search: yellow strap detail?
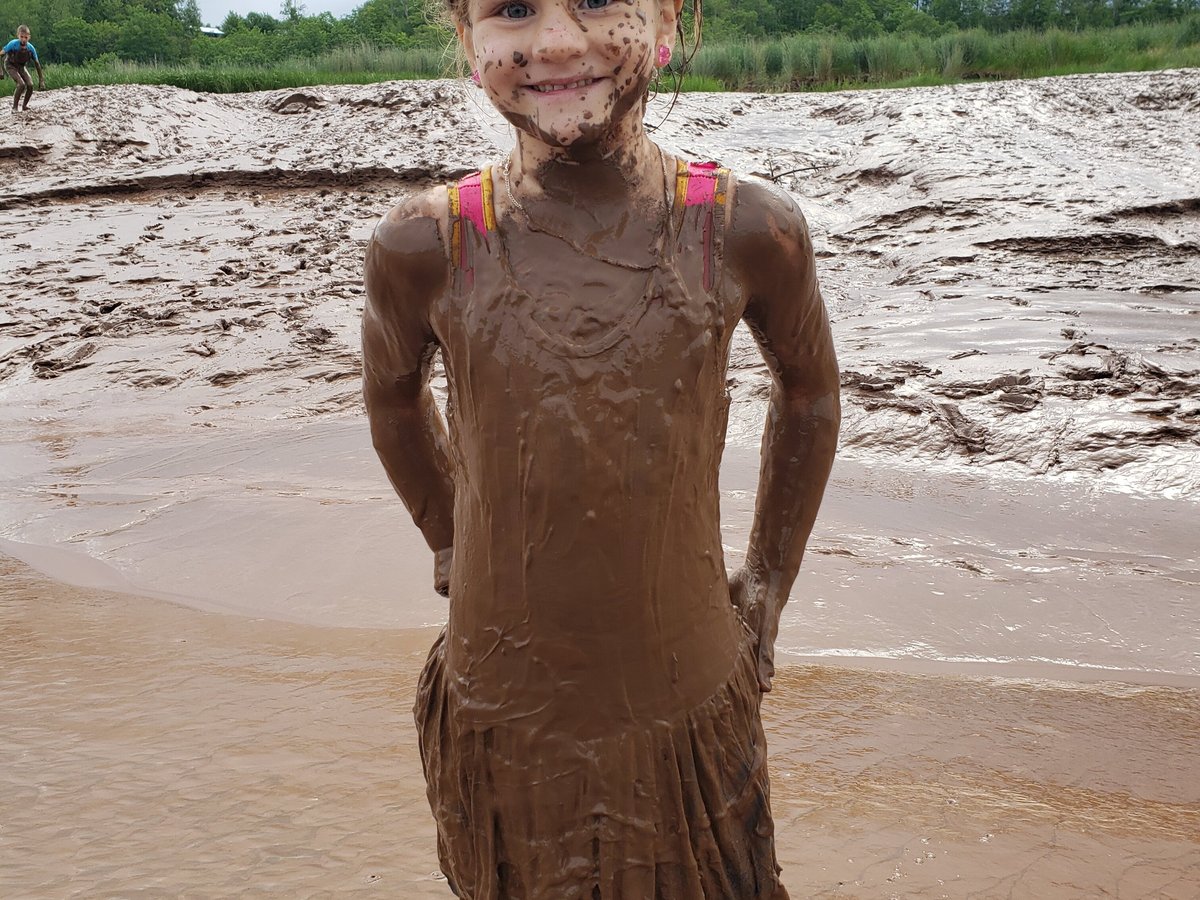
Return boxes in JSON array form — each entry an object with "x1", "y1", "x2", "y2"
[
  {"x1": 674, "y1": 158, "x2": 689, "y2": 216},
  {"x1": 714, "y1": 167, "x2": 730, "y2": 207},
  {"x1": 481, "y1": 167, "x2": 497, "y2": 233},
  {"x1": 448, "y1": 184, "x2": 462, "y2": 266}
]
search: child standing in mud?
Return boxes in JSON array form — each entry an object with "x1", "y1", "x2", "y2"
[
  {"x1": 362, "y1": 0, "x2": 839, "y2": 895},
  {"x1": 3, "y1": 26, "x2": 45, "y2": 112}
]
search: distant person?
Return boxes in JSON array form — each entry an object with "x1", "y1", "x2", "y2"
[{"x1": 3, "y1": 25, "x2": 45, "y2": 112}]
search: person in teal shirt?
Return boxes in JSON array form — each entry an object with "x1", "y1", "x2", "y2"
[{"x1": 3, "y1": 25, "x2": 45, "y2": 112}]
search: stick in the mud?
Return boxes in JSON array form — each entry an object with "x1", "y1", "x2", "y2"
[{"x1": 3, "y1": 25, "x2": 46, "y2": 112}]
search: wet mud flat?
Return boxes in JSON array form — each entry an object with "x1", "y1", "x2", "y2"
[
  {"x1": 4, "y1": 557, "x2": 1198, "y2": 899},
  {"x1": 2, "y1": 71, "x2": 1197, "y2": 502},
  {"x1": 3, "y1": 74, "x2": 1198, "y2": 505},
  {"x1": 1, "y1": 70, "x2": 1197, "y2": 677},
  {"x1": 1, "y1": 71, "x2": 1199, "y2": 896}
]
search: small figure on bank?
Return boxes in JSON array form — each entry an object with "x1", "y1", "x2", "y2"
[
  {"x1": 3, "y1": 25, "x2": 45, "y2": 112},
  {"x1": 362, "y1": 0, "x2": 840, "y2": 896}
]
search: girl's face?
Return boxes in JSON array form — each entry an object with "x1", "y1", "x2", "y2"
[{"x1": 459, "y1": 0, "x2": 677, "y2": 150}]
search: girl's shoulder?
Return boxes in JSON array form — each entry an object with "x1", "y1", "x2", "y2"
[
  {"x1": 373, "y1": 183, "x2": 450, "y2": 248},
  {"x1": 727, "y1": 175, "x2": 810, "y2": 237},
  {"x1": 366, "y1": 184, "x2": 453, "y2": 308},
  {"x1": 726, "y1": 175, "x2": 815, "y2": 263},
  {"x1": 722, "y1": 175, "x2": 821, "y2": 306},
  {"x1": 373, "y1": 168, "x2": 499, "y2": 259}
]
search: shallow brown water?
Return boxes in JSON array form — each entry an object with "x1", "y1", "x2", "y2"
[{"x1": 3, "y1": 558, "x2": 1198, "y2": 897}]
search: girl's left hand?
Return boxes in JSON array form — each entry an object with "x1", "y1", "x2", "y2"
[
  {"x1": 727, "y1": 566, "x2": 784, "y2": 693},
  {"x1": 434, "y1": 546, "x2": 453, "y2": 598}
]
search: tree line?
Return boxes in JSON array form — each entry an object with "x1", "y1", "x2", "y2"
[{"x1": 1, "y1": 0, "x2": 1197, "y2": 67}]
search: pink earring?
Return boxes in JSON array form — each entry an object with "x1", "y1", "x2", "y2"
[
  {"x1": 471, "y1": 70, "x2": 481, "y2": 85},
  {"x1": 657, "y1": 45, "x2": 672, "y2": 67}
]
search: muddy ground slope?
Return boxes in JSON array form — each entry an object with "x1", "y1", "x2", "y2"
[{"x1": 3, "y1": 70, "x2": 1197, "y2": 498}]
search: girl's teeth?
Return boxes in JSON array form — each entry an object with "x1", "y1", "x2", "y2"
[{"x1": 534, "y1": 80, "x2": 592, "y2": 92}]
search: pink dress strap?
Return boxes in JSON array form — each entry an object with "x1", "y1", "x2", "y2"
[
  {"x1": 447, "y1": 167, "x2": 497, "y2": 284},
  {"x1": 673, "y1": 159, "x2": 731, "y2": 291},
  {"x1": 683, "y1": 160, "x2": 721, "y2": 207}
]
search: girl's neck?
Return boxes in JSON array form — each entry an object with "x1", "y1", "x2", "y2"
[{"x1": 510, "y1": 119, "x2": 665, "y2": 212}]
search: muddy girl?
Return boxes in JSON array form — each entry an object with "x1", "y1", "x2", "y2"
[
  {"x1": 3, "y1": 26, "x2": 45, "y2": 112},
  {"x1": 362, "y1": 0, "x2": 840, "y2": 895}
]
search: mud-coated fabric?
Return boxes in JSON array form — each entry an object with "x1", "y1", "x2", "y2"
[
  {"x1": 416, "y1": 624, "x2": 787, "y2": 899},
  {"x1": 2, "y1": 39, "x2": 38, "y2": 67},
  {"x1": 416, "y1": 160, "x2": 790, "y2": 898}
]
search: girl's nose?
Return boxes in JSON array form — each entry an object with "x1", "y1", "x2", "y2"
[{"x1": 533, "y1": 8, "x2": 588, "y2": 63}]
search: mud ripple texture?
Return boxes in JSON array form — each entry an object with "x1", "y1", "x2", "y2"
[{"x1": 1, "y1": 71, "x2": 1198, "y2": 499}]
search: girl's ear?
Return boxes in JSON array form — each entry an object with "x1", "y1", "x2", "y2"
[
  {"x1": 657, "y1": 0, "x2": 685, "y2": 52},
  {"x1": 457, "y1": 20, "x2": 476, "y2": 64}
]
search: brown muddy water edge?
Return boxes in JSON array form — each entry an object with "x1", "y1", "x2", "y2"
[{"x1": 3, "y1": 556, "x2": 1198, "y2": 899}]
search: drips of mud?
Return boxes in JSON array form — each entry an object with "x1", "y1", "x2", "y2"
[{"x1": 4, "y1": 557, "x2": 1199, "y2": 898}]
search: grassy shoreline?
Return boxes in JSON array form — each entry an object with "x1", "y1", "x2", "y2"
[{"x1": 3, "y1": 19, "x2": 1198, "y2": 96}]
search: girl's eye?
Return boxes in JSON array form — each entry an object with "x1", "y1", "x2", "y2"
[
  {"x1": 582, "y1": 0, "x2": 611, "y2": 7},
  {"x1": 499, "y1": 1, "x2": 533, "y2": 17}
]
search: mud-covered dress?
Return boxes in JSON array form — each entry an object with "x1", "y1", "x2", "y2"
[{"x1": 415, "y1": 161, "x2": 786, "y2": 899}]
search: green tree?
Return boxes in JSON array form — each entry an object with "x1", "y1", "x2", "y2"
[
  {"x1": 1011, "y1": 0, "x2": 1055, "y2": 27},
  {"x1": 115, "y1": 5, "x2": 188, "y2": 60},
  {"x1": 813, "y1": 0, "x2": 884, "y2": 36},
  {"x1": 280, "y1": 13, "x2": 339, "y2": 55},
  {"x1": 244, "y1": 11, "x2": 279, "y2": 31},
  {"x1": 347, "y1": 0, "x2": 427, "y2": 40},
  {"x1": 80, "y1": 0, "x2": 130, "y2": 23},
  {"x1": 190, "y1": 25, "x2": 283, "y2": 63},
  {"x1": 177, "y1": 0, "x2": 201, "y2": 32},
  {"x1": 48, "y1": 14, "x2": 97, "y2": 62}
]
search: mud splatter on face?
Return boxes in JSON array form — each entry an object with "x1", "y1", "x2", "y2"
[{"x1": 465, "y1": 0, "x2": 661, "y2": 149}]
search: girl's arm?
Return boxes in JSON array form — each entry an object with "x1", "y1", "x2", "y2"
[
  {"x1": 727, "y1": 180, "x2": 842, "y2": 691},
  {"x1": 362, "y1": 191, "x2": 457, "y2": 596}
]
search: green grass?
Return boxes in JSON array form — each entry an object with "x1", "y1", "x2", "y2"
[
  {"x1": 2, "y1": 18, "x2": 1198, "y2": 96},
  {"x1": 688, "y1": 18, "x2": 1200, "y2": 90},
  {"x1": 4, "y1": 64, "x2": 429, "y2": 94},
  {"x1": 0, "y1": 44, "x2": 447, "y2": 95}
]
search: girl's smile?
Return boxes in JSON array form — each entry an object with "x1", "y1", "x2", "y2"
[{"x1": 526, "y1": 77, "x2": 604, "y2": 94}]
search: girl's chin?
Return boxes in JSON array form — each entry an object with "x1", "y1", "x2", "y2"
[{"x1": 502, "y1": 113, "x2": 614, "y2": 149}]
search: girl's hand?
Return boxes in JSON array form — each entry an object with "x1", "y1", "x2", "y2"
[
  {"x1": 434, "y1": 546, "x2": 453, "y2": 598},
  {"x1": 728, "y1": 566, "x2": 784, "y2": 693}
]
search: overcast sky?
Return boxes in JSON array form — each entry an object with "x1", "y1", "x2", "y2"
[{"x1": 197, "y1": 0, "x2": 361, "y2": 28}]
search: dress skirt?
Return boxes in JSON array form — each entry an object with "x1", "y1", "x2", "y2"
[{"x1": 414, "y1": 625, "x2": 787, "y2": 899}]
